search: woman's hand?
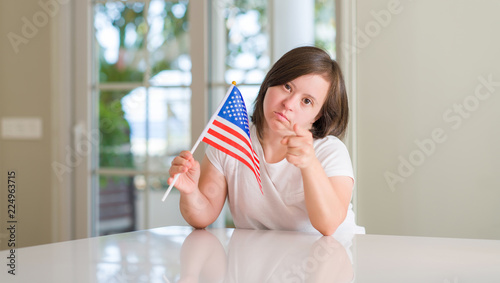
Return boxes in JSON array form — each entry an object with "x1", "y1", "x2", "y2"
[
  {"x1": 280, "y1": 124, "x2": 316, "y2": 169},
  {"x1": 168, "y1": 151, "x2": 201, "y2": 194}
]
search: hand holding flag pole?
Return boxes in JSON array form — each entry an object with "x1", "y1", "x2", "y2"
[
  {"x1": 161, "y1": 143, "x2": 200, "y2": 202},
  {"x1": 162, "y1": 82, "x2": 261, "y2": 202},
  {"x1": 161, "y1": 83, "x2": 236, "y2": 202}
]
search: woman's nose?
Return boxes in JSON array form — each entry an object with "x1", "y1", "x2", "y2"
[{"x1": 282, "y1": 95, "x2": 297, "y2": 111}]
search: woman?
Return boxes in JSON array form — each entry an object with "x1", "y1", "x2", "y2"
[{"x1": 168, "y1": 46, "x2": 363, "y2": 236}]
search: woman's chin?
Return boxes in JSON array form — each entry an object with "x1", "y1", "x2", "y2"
[{"x1": 264, "y1": 121, "x2": 293, "y2": 136}]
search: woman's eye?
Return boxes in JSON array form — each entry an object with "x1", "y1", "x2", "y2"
[
  {"x1": 284, "y1": 83, "x2": 292, "y2": 92},
  {"x1": 303, "y1": 98, "x2": 312, "y2": 105}
]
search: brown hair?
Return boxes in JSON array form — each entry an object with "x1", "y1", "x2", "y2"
[{"x1": 251, "y1": 46, "x2": 349, "y2": 140}]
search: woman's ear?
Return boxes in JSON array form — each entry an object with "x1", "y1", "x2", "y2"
[
  {"x1": 313, "y1": 111, "x2": 323, "y2": 124},
  {"x1": 309, "y1": 114, "x2": 321, "y2": 131}
]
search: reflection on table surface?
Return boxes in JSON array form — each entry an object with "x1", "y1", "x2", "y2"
[
  {"x1": 1, "y1": 226, "x2": 500, "y2": 282},
  {"x1": 178, "y1": 229, "x2": 353, "y2": 283}
]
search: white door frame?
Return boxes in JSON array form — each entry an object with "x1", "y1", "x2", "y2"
[{"x1": 336, "y1": 0, "x2": 358, "y2": 213}]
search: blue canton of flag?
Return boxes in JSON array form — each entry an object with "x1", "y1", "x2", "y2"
[
  {"x1": 202, "y1": 85, "x2": 262, "y2": 193},
  {"x1": 218, "y1": 88, "x2": 251, "y2": 137}
]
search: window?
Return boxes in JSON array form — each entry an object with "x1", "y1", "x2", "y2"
[
  {"x1": 90, "y1": 0, "x2": 336, "y2": 235},
  {"x1": 92, "y1": 0, "x2": 191, "y2": 235}
]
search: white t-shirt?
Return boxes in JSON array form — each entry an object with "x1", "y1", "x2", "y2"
[{"x1": 206, "y1": 124, "x2": 365, "y2": 236}]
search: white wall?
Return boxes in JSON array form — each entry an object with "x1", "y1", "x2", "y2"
[
  {"x1": 354, "y1": 0, "x2": 500, "y2": 239},
  {"x1": 0, "y1": 1, "x2": 55, "y2": 249}
]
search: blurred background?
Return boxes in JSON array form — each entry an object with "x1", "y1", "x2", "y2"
[{"x1": 0, "y1": 0, "x2": 499, "y2": 249}]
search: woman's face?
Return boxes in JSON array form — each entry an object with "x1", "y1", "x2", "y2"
[{"x1": 262, "y1": 73, "x2": 330, "y2": 137}]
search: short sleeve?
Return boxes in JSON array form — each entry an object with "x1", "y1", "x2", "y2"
[
  {"x1": 314, "y1": 136, "x2": 354, "y2": 180},
  {"x1": 205, "y1": 145, "x2": 225, "y2": 174}
]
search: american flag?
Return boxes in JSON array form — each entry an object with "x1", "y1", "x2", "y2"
[{"x1": 202, "y1": 85, "x2": 262, "y2": 193}]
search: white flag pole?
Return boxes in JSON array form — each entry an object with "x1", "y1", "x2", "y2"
[{"x1": 162, "y1": 83, "x2": 237, "y2": 202}]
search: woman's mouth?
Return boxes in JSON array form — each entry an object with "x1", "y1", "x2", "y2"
[{"x1": 274, "y1": 112, "x2": 289, "y2": 123}]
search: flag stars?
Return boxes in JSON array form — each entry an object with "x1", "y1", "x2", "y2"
[{"x1": 219, "y1": 89, "x2": 252, "y2": 137}]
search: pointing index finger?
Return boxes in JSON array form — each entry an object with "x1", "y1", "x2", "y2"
[{"x1": 293, "y1": 124, "x2": 309, "y2": 137}]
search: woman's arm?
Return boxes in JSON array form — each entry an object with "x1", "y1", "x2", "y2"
[
  {"x1": 169, "y1": 152, "x2": 227, "y2": 228},
  {"x1": 301, "y1": 163, "x2": 353, "y2": 236},
  {"x1": 281, "y1": 125, "x2": 353, "y2": 236},
  {"x1": 179, "y1": 229, "x2": 227, "y2": 283}
]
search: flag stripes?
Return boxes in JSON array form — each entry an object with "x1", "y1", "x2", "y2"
[
  {"x1": 211, "y1": 119, "x2": 260, "y2": 171},
  {"x1": 202, "y1": 116, "x2": 262, "y2": 191}
]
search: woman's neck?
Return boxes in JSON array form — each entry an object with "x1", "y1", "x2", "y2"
[{"x1": 260, "y1": 127, "x2": 288, "y2": 164}]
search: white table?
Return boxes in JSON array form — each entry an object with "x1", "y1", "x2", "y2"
[{"x1": 1, "y1": 226, "x2": 499, "y2": 282}]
